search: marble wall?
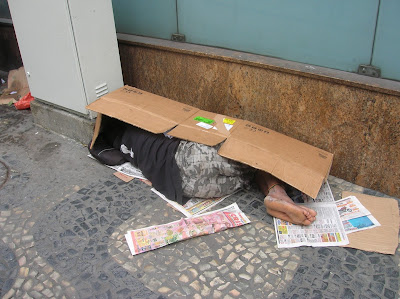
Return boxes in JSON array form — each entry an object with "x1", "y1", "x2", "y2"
[{"x1": 118, "y1": 42, "x2": 400, "y2": 198}]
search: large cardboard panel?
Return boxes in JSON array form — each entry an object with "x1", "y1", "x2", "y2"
[
  {"x1": 168, "y1": 111, "x2": 242, "y2": 146},
  {"x1": 86, "y1": 86, "x2": 199, "y2": 134},
  {"x1": 342, "y1": 192, "x2": 399, "y2": 255},
  {"x1": 218, "y1": 121, "x2": 333, "y2": 198},
  {"x1": 87, "y1": 86, "x2": 334, "y2": 198}
]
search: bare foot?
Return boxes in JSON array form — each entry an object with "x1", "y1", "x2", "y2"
[{"x1": 264, "y1": 187, "x2": 317, "y2": 225}]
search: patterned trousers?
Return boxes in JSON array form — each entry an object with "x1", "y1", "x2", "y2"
[{"x1": 175, "y1": 141, "x2": 255, "y2": 198}]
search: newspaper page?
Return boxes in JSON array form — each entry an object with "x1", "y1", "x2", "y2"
[
  {"x1": 125, "y1": 203, "x2": 250, "y2": 255},
  {"x1": 274, "y1": 181, "x2": 349, "y2": 248},
  {"x1": 336, "y1": 196, "x2": 381, "y2": 234},
  {"x1": 88, "y1": 154, "x2": 146, "y2": 179},
  {"x1": 151, "y1": 188, "x2": 237, "y2": 217},
  {"x1": 183, "y1": 196, "x2": 230, "y2": 216},
  {"x1": 112, "y1": 162, "x2": 146, "y2": 179},
  {"x1": 274, "y1": 202, "x2": 349, "y2": 248},
  {"x1": 286, "y1": 180, "x2": 335, "y2": 204},
  {"x1": 341, "y1": 215, "x2": 381, "y2": 234},
  {"x1": 336, "y1": 196, "x2": 372, "y2": 220},
  {"x1": 302, "y1": 181, "x2": 335, "y2": 203}
]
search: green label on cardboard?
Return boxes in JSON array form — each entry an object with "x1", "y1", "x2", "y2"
[{"x1": 194, "y1": 116, "x2": 215, "y2": 124}]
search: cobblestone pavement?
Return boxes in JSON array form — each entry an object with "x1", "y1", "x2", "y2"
[{"x1": 0, "y1": 104, "x2": 399, "y2": 298}]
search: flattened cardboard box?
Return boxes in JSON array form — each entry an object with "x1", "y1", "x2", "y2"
[
  {"x1": 342, "y1": 191, "x2": 399, "y2": 255},
  {"x1": 86, "y1": 85, "x2": 333, "y2": 199}
]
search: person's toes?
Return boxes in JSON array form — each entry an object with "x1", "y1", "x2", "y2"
[
  {"x1": 265, "y1": 195, "x2": 317, "y2": 225},
  {"x1": 302, "y1": 209, "x2": 311, "y2": 219},
  {"x1": 302, "y1": 219, "x2": 312, "y2": 226},
  {"x1": 308, "y1": 208, "x2": 317, "y2": 217},
  {"x1": 300, "y1": 206, "x2": 317, "y2": 218},
  {"x1": 302, "y1": 209, "x2": 316, "y2": 223}
]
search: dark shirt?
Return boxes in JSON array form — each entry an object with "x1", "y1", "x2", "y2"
[{"x1": 117, "y1": 125, "x2": 184, "y2": 205}]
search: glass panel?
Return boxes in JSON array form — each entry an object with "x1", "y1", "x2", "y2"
[
  {"x1": 178, "y1": 0, "x2": 379, "y2": 72},
  {"x1": 112, "y1": 0, "x2": 177, "y2": 40},
  {"x1": 371, "y1": 0, "x2": 400, "y2": 81}
]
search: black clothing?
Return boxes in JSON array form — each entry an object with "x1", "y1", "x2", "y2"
[
  {"x1": 119, "y1": 125, "x2": 183, "y2": 204},
  {"x1": 88, "y1": 134, "x2": 127, "y2": 166},
  {"x1": 90, "y1": 122, "x2": 184, "y2": 205}
]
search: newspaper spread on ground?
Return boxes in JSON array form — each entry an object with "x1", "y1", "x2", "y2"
[
  {"x1": 152, "y1": 188, "x2": 238, "y2": 217},
  {"x1": 336, "y1": 195, "x2": 372, "y2": 220},
  {"x1": 125, "y1": 203, "x2": 250, "y2": 255},
  {"x1": 88, "y1": 154, "x2": 146, "y2": 179},
  {"x1": 111, "y1": 162, "x2": 146, "y2": 179},
  {"x1": 301, "y1": 181, "x2": 335, "y2": 203},
  {"x1": 336, "y1": 196, "x2": 381, "y2": 234},
  {"x1": 274, "y1": 180, "x2": 349, "y2": 248},
  {"x1": 274, "y1": 202, "x2": 349, "y2": 248},
  {"x1": 182, "y1": 195, "x2": 238, "y2": 216}
]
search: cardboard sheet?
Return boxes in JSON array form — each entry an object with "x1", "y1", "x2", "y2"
[
  {"x1": 0, "y1": 98, "x2": 16, "y2": 105},
  {"x1": 342, "y1": 191, "x2": 400, "y2": 255},
  {"x1": 218, "y1": 121, "x2": 333, "y2": 199},
  {"x1": 86, "y1": 86, "x2": 199, "y2": 134},
  {"x1": 86, "y1": 85, "x2": 334, "y2": 198},
  {"x1": 168, "y1": 111, "x2": 242, "y2": 146},
  {"x1": 0, "y1": 67, "x2": 30, "y2": 101}
]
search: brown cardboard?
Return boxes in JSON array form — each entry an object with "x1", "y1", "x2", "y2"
[
  {"x1": 0, "y1": 67, "x2": 30, "y2": 101},
  {"x1": 86, "y1": 86, "x2": 199, "y2": 134},
  {"x1": 113, "y1": 171, "x2": 134, "y2": 183},
  {"x1": 90, "y1": 113, "x2": 103, "y2": 149},
  {"x1": 218, "y1": 121, "x2": 333, "y2": 199},
  {"x1": 0, "y1": 98, "x2": 16, "y2": 105},
  {"x1": 342, "y1": 191, "x2": 399, "y2": 255},
  {"x1": 86, "y1": 85, "x2": 334, "y2": 198},
  {"x1": 168, "y1": 111, "x2": 242, "y2": 146}
]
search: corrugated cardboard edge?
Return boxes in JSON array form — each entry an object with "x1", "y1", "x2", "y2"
[{"x1": 342, "y1": 191, "x2": 400, "y2": 255}]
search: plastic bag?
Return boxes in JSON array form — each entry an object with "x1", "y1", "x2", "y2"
[{"x1": 14, "y1": 92, "x2": 34, "y2": 110}]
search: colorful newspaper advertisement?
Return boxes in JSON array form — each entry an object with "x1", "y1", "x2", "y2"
[
  {"x1": 341, "y1": 215, "x2": 381, "y2": 234},
  {"x1": 125, "y1": 203, "x2": 250, "y2": 255},
  {"x1": 183, "y1": 197, "x2": 228, "y2": 216},
  {"x1": 336, "y1": 196, "x2": 372, "y2": 220},
  {"x1": 336, "y1": 196, "x2": 381, "y2": 234},
  {"x1": 151, "y1": 188, "x2": 237, "y2": 217},
  {"x1": 274, "y1": 202, "x2": 349, "y2": 248}
]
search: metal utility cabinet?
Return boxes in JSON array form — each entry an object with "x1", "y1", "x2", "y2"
[{"x1": 7, "y1": 0, "x2": 123, "y2": 115}]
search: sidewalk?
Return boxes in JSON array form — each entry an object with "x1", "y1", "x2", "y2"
[{"x1": 0, "y1": 104, "x2": 399, "y2": 298}]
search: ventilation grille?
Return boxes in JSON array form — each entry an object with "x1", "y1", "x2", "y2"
[{"x1": 95, "y1": 83, "x2": 109, "y2": 98}]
